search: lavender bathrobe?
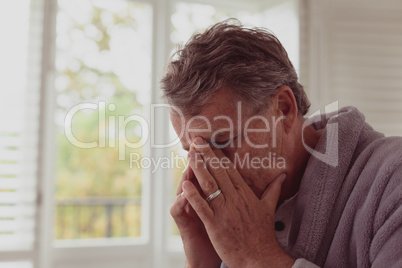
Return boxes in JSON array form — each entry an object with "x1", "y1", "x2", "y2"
[{"x1": 222, "y1": 106, "x2": 402, "y2": 267}]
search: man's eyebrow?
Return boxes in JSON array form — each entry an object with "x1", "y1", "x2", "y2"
[
  {"x1": 213, "y1": 132, "x2": 231, "y2": 140},
  {"x1": 180, "y1": 131, "x2": 235, "y2": 151}
]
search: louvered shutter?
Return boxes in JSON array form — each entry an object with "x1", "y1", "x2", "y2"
[
  {"x1": 0, "y1": 0, "x2": 44, "y2": 265},
  {"x1": 302, "y1": 0, "x2": 402, "y2": 136}
]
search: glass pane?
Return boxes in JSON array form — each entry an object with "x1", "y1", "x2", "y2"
[
  {"x1": 54, "y1": 0, "x2": 152, "y2": 240},
  {"x1": 171, "y1": 2, "x2": 258, "y2": 47}
]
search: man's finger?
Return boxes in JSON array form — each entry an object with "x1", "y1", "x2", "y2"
[
  {"x1": 212, "y1": 147, "x2": 254, "y2": 195},
  {"x1": 177, "y1": 164, "x2": 194, "y2": 195},
  {"x1": 188, "y1": 146, "x2": 222, "y2": 199},
  {"x1": 260, "y1": 174, "x2": 286, "y2": 211},
  {"x1": 170, "y1": 192, "x2": 189, "y2": 221},
  {"x1": 182, "y1": 180, "x2": 214, "y2": 224},
  {"x1": 193, "y1": 138, "x2": 235, "y2": 195}
]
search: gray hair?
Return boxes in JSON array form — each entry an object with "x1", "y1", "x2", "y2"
[{"x1": 161, "y1": 19, "x2": 310, "y2": 116}]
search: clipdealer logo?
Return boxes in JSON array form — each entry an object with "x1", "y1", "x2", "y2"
[
  {"x1": 64, "y1": 101, "x2": 339, "y2": 169},
  {"x1": 302, "y1": 101, "x2": 339, "y2": 167}
]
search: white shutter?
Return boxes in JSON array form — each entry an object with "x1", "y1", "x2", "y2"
[
  {"x1": 298, "y1": 0, "x2": 308, "y2": 89},
  {"x1": 302, "y1": 0, "x2": 402, "y2": 136},
  {"x1": 0, "y1": 0, "x2": 44, "y2": 265}
]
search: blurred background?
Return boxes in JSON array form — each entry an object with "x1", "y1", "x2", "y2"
[{"x1": 0, "y1": 0, "x2": 401, "y2": 267}]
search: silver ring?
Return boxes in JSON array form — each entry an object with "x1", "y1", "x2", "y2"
[{"x1": 206, "y1": 189, "x2": 222, "y2": 202}]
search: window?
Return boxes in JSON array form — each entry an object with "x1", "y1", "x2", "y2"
[{"x1": 53, "y1": 0, "x2": 152, "y2": 242}]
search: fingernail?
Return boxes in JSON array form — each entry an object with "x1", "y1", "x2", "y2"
[
  {"x1": 278, "y1": 174, "x2": 286, "y2": 184},
  {"x1": 180, "y1": 192, "x2": 184, "y2": 197},
  {"x1": 183, "y1": 161, "x2": 189, "y2": 173},
  {"x1": 183, "y1": 181, "x2": 192, "y2": 190}
]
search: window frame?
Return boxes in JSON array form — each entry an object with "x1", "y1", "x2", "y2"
[{"x1": 41, "y1": 0, "x2": 177, "y2": 267}]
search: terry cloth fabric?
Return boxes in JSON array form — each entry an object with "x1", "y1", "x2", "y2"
[{"x1": 221, "y1": 106, "x2": 402, "y2": 268}]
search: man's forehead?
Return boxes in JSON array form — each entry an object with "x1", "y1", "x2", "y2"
[
  {"x1": 172, "y1": 104, "x2": 241, "y2": 129},
  {"x1": 171, "y1": 97, "x2": 239, "y2": 127},
  {"x1": 172, "y1": 113, "x2": 237, "y2": 148}
]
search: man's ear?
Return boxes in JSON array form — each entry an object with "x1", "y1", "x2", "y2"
[{"x1": 273, "y1": 85, "x2": 298, "y2": 133}]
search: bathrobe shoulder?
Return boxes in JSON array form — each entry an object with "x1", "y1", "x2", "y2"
[{"x1": 286, "y1": 106, "x2": 402, "y2": 268}]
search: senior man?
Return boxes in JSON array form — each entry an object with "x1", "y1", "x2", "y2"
[{"x1": 162, "y1": 20, "x2": 402, "y2": 268}]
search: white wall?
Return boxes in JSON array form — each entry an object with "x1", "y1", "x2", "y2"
[{"x1": 301, "y1": 0, "x2": 402, "y2": 136}]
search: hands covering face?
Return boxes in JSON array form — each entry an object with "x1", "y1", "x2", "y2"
[{"x1": 171, "y1": 137, "x2": 294, "y2": 268}]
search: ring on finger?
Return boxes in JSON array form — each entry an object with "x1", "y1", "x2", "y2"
[{"x1": 206, "y1": 189, "x2": 222, "y2": 202}]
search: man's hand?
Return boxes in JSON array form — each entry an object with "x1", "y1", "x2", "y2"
[
  {"x1": 170, "y1": 165, "x2": 221, "y2": 268},
  {"x1": 182, "y1": 137, "x2": 295, "y2": 268}
]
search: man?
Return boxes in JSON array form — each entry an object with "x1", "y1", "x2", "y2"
[{"x1": 161, "y1": 20, "x2": 402, "y2": 268}]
